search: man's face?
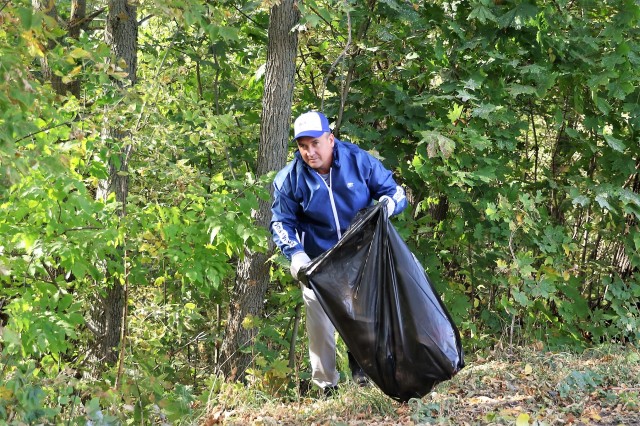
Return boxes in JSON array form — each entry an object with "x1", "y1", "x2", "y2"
[{"x1": 296, "y1": 132, "x2": 334, "y2": 174}]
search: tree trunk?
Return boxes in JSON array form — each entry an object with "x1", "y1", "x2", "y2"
[
  {"x1": 32, "y1": 0, "x2": 89, "y2": 98},
  {"x1": 219, "y1": 0, "x2": 299, "y2": 380},
  {"x1": 32, "y1": 0, "x2": 65, "y2": 95},
  {"x1": 92, "y1": 0, "x2": 137, "y2": 366}
]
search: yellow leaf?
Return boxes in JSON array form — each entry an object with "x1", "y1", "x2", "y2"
[
  {"x1": 516, "y1": 413, "x2": 530, "y2": 426},
  {"x1": 69, "y1": 65, "x2": 82, "y2": 77},
  {"x1": 523, "y1": 364, "x2": 533, "y2": 375},
  {"x1": 69, "y1": 47, "x2": 91, "y2": 59},
  {"x1": 62, "y1": 65, "x2": 83, "y2": 84},
  {"x1": 0, "y1": 386, "x2": 13, "y2": 399},
  {"x1": 242, "y1": 314, "x2": 258, "y2": 330},
  {"x1": 22, "y1": 30, "x2": 45, "y2": 57}
]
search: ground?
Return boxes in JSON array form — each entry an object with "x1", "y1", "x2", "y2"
[{"x1": 201, "y1": 345, "x2": 640, "y2": 425}]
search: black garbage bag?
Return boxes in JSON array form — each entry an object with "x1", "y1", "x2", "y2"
[{"x1": 299, "y1": 202, "x2": 464, "y2": 402}]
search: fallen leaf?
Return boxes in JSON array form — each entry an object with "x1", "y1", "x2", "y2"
[{"x1": 516, "y1": 413, "x2": 530, "y2": 426}]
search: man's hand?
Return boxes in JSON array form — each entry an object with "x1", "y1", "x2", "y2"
[
  {"x1": 379, "y1": 195, "x2": 395, "y2": 218},
  {"x1": 290, "y1": 251, "x2": 312, "y2": 280}
]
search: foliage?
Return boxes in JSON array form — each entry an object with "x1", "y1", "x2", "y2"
[
  {"x1": 292, "y1": 0, "x2": 640, "y2": 349},
  {"x1": 0, "y1": 0, "x2": 639, "y2": 422}
]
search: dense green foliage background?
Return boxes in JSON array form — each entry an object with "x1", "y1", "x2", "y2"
[{"x1": 1, "y1": 0, "x2": 638, "y2": 423}]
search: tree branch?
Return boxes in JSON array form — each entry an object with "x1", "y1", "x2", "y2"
[
  {"x1": 61, "y1": 226, "x2": 103, "y2": 234},
  {"x1": 320, "y1": 2, "x2": 352, "y2": 111},
  {"x1": 14, "y1": 121, "x2": 72, "y2": 143},
  {"x1": 66, "y1": 7, "x2": 106, "y2": 32}
]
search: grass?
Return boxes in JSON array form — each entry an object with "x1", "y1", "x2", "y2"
[{"x1": 200, "y1": 344, "x2": 640, "y2": 425}]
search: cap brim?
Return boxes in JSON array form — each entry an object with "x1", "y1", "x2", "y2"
[{"x1": 293, "y1": 130, "x2": 326, "y2": 141}]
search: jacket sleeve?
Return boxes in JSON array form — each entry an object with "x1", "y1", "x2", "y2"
[
  {"x1": 270, "y1": 172, "x2": 304, "y2": 260},
  {"x1": 366, "y1": 155, "x2": 408, "y2": 216}
]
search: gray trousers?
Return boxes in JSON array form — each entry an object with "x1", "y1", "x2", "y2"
[{"x1": 302, "y1": 284, "x2": 340, "y2": 388}]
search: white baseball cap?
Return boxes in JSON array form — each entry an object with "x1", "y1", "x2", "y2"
[{"x1": 293, "y1": 111, "x2": 331, "y2": 140}]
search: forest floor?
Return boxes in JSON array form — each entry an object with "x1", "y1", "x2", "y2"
[{"x1": 200, "y1": 344, "x2": 640, "y2": 425}]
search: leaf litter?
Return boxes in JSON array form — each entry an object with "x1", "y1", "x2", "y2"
[{"x1": 202, "y1": 344, "x2": 640, "y2": 425}]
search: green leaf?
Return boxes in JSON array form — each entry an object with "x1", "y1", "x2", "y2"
[
  {"x1": 574, "y1": 195, "x2": 590, "y2": 207},
  {"x1": 507, "y1": 84, "x2": 537, "y2": 97},
  {"x1": 17, "y1": 7, "x2": 34, "y2": 29},
  {"x1": 512, "y1": 289, "x2": 531, "y2": 307},
  {"x1": 595, "y1": 193, "x2": 614, "y2": 212},
  {"x1": 472, "y1": 103, "x2": 498, "y2": 120},
  {"x1": 497, "y1": 3, "x2": 538, "y2": 29},
  {"x1": 468, "y1": 5, "x2": 496, "y2": 24},
  {"x1": 603, "y1": 134, "x2": 626, "y2": 152},
  {"x1": 447, "y1": 103, "x2": 464, "y2": 124},
  {"x1": 419, "y1": 131, "x2": 451, "y2": 159}
]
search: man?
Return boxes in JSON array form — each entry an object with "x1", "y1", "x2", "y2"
[{"x1": 270, "y1": 111, "x2": 408, "y2": 394}]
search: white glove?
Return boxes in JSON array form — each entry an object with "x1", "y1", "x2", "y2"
[
  {"x1": 379, "y1": 195, "x2": 395, "y2": 218},
  {"x1": 290, "y1": 251, "x2": 311, "y2": 280}
]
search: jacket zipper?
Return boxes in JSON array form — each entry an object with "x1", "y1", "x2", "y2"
[{"x1": 320, "y1": 168, "x2": 342, "y2": 240}]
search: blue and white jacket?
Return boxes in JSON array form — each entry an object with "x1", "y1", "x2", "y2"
[{"x1": 270, "y1": 139, "x2": 408, "y2": 260}]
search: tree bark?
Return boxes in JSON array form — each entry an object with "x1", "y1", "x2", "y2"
[
  {"x1": 219, "y1": 0, "x2": 299, "y2": 380},
  {"x1": 32, "y1": 0, "x2": 65, "y2": 95},
  {"x1": 92, "y1": 0, "x2": 137, "y2": 366},
  {"x1": 32, "y1": 0, "x2": 90, "y2": 98}
]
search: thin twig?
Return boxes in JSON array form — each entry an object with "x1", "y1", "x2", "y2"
[
  {"x1": 14, "y1": 121, "x2": 72, "y2": 143},
  {"x1": 622, "y1": 159, "x2": 639, "y2": 189},
  {"x1": 115, "y1": 246, "x2": 129, "y2": 390},
  {"x1": 138, "y1": 14, "x2": 153, "y2": 26},
  {"x1": 320, "y1": 2, "x2": 352, "y2": 111},
  {"x1": 61, "y1": 226, "x2": 103, "y2": 234},
  {"x1": 66, "y1": 7, "x2": 106, "y2": 31},
  {"x1": 232, "y1": 3, "x2": 264, "y2": 29}
]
